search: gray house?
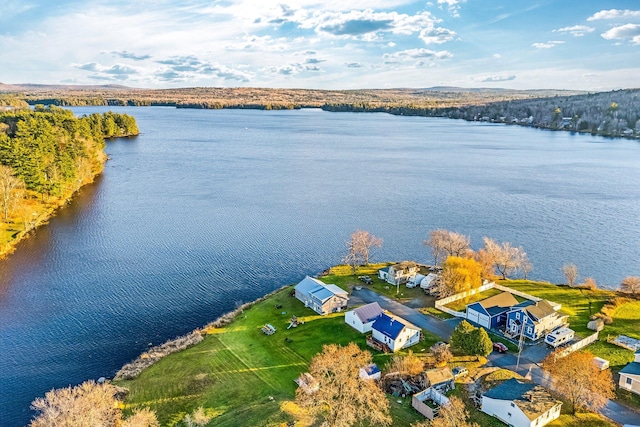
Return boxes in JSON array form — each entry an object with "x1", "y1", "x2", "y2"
[{"x1": 294, "y1": 276, "x2": 349, "y2": 315}]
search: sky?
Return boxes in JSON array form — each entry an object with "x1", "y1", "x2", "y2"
[{"x1": 1, "y1": 0, "x2": 640, "y2": 90}]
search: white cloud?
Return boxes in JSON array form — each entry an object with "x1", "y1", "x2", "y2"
[
  {"x1": 437, "y1": 0, "x2": 466, "y2": 17},
  {"x1": 587, "y1": 9, "x2": 640, "y2": 21},
  {"x1": 601, "y1": 23, "x2": 640, "y2": 42},
  {"x1": 302, "y1": 10, "x2": 442, "y2": 39},
  {"x1": 419, "y1": 27, "x2": 457, "y2": 44},
  {"x1": 383, "y1": 48, "x2": 452, "y2": 65},
  {"x1": 493, "y1": 53, "x2": 501, "y2": 59},
  {"x1": 472, "y1": 74, "x2": 516, "y2": 82},
  {"x1": 553, "y1": 25, "x2": 595, "y2": 37},
  {"x1": 532, "y1": 41, "x2": 565, "y2": 49}
]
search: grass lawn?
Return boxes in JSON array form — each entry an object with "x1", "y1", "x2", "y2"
[
  {"x1": 323, "y1": 263, "x2": 436, "y2": 307},
  {"x1": 116, "y1": 279, "x2": 440, "y2": 426},
  {"x1": 503, "y1": 280, "x2": 639, "y2": 368}
]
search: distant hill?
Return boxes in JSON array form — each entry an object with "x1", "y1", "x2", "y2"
[{"x1": 0, "y1": 82, "x2": 132, "y2": 92}]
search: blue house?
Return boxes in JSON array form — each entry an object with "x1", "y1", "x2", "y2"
[
  {"x1": 466, "y1": 292, "x2": 518, "y2": 330},
  {"x1": 506, "y1": 300, "x2": 567, "y2": 340}
]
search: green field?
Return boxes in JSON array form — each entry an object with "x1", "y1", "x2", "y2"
[{"x1": 116, "y1": 279, "x2": 440, "y2": 426}]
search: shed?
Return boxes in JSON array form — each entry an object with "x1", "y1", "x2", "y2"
[
  {"x1": 587, "y1": 318, "x2": 605, "y2": 332},
  {"x1": 593, "y1": 357, "x2": 610, "y2": 371}
]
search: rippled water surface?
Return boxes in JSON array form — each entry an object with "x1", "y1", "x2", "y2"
[{"x1": 1, "y1": 107, "x2": 639, "y2": 425}]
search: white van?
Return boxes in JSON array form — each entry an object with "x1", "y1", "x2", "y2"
[{"x1": 544, "y1": 327, "x2": 574, "y2": 348}]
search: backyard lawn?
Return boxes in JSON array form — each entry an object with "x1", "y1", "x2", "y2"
[{"x1": 117, "y1": 274, "x2": 440, "y2": 426}]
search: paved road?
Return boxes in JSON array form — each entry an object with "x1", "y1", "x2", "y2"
[
  {"x1": 351, "y1": 287, "x2": 461, "y2": 339},
  {"x1": 351, "y1": 288, "x2": 640, "y2": 426}
]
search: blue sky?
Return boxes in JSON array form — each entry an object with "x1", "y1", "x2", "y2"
[{"x1": 1, "y1": 0, "x2": 640, "y2": 90}]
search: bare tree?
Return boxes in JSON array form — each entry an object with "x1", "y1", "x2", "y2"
[
  {"x1": 386, "y1": 350, "x2": 424, "y2": 376},
  {"x1": 30, "y1": 381, "x2": 122, "y2": 427},
  {"x1": 424, "y1": 229, "x2": 470, "y2": 266},
  {"x1": 482, "y1": 237, "x2": 529, "y2": 279},
  {"x1": 619, "y1": 276, "x2": 640, "y2": 296},
  {"x1": 122, "y1": 408, "x2": 160, "y2": 427},
  {"x1": 0, "y1": 165, "x2": 25, "y2": 220},
  {"x1": 430, "y1": 342, "x2": 453, "y2": 366},
  {"x1": 543, "y1": 350, "x2": 614, "y2": 414},
  {"x1": 521, "y1": 259, "x2": 533, "y2": 280},
  {"x1": 563, "y1": 263, "x2": 578, "y2": 287},
  {"x1": 296, "y1": 343, "x2": 392, "y2": 427},
  {"x1": 344, "y1": 229, "x2": 382, "y2": 272},
  {"x1": 582, "y1": 277, "x2": 598, "y2": 291},
  {"x1": 412, "y1": 397, "x2": 479, "y2": 427}
]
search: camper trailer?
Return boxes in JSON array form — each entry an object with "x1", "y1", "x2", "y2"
[{"x1": 544, "y1": 327, "x2": 574, "y2": 348}]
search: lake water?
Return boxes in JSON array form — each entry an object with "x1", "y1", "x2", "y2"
[{"x1": 1, "y1": 107, "x2": 639, "y2": 425}]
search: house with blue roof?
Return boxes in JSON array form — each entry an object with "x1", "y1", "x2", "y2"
[
  {"x1": 619, "y1": 349, "x2": 640, "y2": 396},
  {"x1": 294, "y1": 276, "x2": 349, "y2": 315},
  {"x1": 466, "y1": 291, "x2": 518, "y2": 330},
  {"x1": 482, "y1": 378, "x2": 562, "y2": 427},
  {"x1": 371, "y1": 312, "x2": 421, "y2": 352},
  {"x1": 505, "y1": 299, "x2": 567, "y2": 341}
]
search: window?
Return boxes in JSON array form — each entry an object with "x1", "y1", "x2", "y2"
[
  {"x1": 507, "y1": 412, "x2": 512, "y2": 417},
  {"x1": 627, "y1": 377, "x2": 633, "y2": 385},
  {"x1": 515, "y1": 312, "x2": 520, "y2": 320},
  {"x1": 527, "y1": 326, "x2": 533, "y2": 335},
  {"x1": 510, "y1": 402, "x2": 515, "y2": 407}
]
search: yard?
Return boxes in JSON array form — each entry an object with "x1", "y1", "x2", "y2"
[
  {"x1": 116, "y1": 277, "x2": 440, "y2": 426},
  {"x1": 322, "y1": 263, "x2": 436, "y2": 308},
  {"x1": 504, "y1": 280, "x2": 639, "y2": 369}
]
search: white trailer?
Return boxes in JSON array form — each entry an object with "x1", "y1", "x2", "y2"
[{"x1": 545, "y1": 327, "x2": 574, "y2": 348}]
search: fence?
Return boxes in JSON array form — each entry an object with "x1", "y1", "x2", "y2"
[
  {"x1": 434, "y1": 281, "x2": 557, "y2": 319},
  {"x1": 434, "y1": 282, "x2": 496, "y2": 317},
  {"x1": 412, "y1": 387, "x2": 450, "y2": 420},
  {"x1": 555, "y1": 332, "x2": 599, "y2": 358}
]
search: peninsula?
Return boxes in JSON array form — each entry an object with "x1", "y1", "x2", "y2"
[{"x1": 0, "y1": 105, "x2": 139, "y2": 258}]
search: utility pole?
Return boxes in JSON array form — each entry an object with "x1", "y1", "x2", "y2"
[{"x1": 516, "y1": 315, "x2": 527, "y2": 372}]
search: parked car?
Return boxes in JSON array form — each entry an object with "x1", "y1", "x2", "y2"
[
  {"x1": 452, "y1": 366, "x2": 469, "y2": 379},
  {"x1": 493, "y1": 342, "x2": 508, "y2": 353},
  {"x1": 358, "y1": 275, "x2": 373, "y2": 285}
]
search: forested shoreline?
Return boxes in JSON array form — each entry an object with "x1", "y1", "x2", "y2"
[
  {"x1": 0, "y1": 105, "x2": 138, "y2": 257},
  {"x1": 3, "y1": 84, "x2": 639, "y2": 139}
]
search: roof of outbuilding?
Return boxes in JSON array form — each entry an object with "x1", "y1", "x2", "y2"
[
  {"x1": 352, "y1": 302, "x2": 383, "y2": 323},
  {"x1": 620, "y1": 362, "x2": 640, "y2": 376},
  {"x1": 483, "y1": 379, "x2": 562, "y2": 421},
  {"x1": 425, "y1": 367, "x2": 454, "y2": 385}
]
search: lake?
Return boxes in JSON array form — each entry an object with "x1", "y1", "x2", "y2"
[{"x1": 1, "y1": 107, "x2": 639, "y2": 425}]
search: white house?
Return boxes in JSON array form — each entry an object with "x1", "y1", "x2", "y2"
[
  {"x1": 345, "y1": 302, "x2": 383, "y2": 333},
  {"x1": 378, "y1": 261, "x2": 419, "y2": 285},
  {"x1": 481, "y1": 379, "x2": 562, "y2": 427},
  {"x1": 371, "y1": 312, "x2": 421, "y2": 352},
  {"x1": 294, "y1": 276, "x2": 348, "y2": 315},
  {"x1": 619, "y1": 349, "x2": 640, "y2": 396}
]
